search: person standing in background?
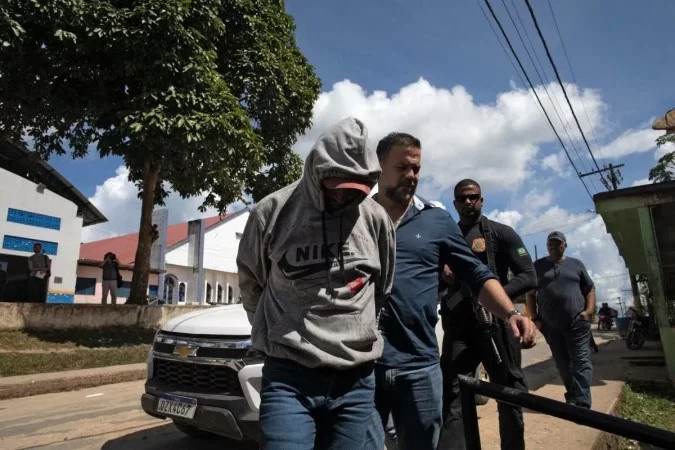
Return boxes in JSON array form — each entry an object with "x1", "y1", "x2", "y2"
[
  {"x1": 27, "y1": 243, "x2": 50, "y2": 303},
  {"x1": 101, "y1": 252, "x2": 120, "y2": 305},
  {"x1": 526, "y1": 231, "x2": 596, "y2": 408}
]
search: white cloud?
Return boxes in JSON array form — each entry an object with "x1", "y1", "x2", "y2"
[
  {"x1": 596, "y1": 128, "x2": 661, "y2": 159},
  {"x1": 523, "y1": 189, "x2": 553, "y2": 213},
  {"x1": 76, "y1": 76, "x2": 647, "y2": 306},
  {"x1": 486, "y1": 209, "x2": 523, "y2": 228},
  {"x1": 631, "y1": 177, "x2": 651, "y2": 187},
  {"x1": 517, "y1": 206, "x2": 592, "y2": 237},
  {"x1": 293, "y1": 78, "x2": 605, "y2": 199},
  {"x1": 81, "y1": 166, "x2": 244, "y2": 242},
  {"x1": 655, "y1": 140, "x2": 674, "y2": 159},
  {"x1": 428, "y1": 200, "x2": 447, "y2": 210},
  {"x1": 541, "y1": 152, "x2": 568, "y2": 176}
]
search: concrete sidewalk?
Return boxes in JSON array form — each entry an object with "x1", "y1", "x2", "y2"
[{"x1": 475, "y1": 337, "x2": 667, "y2": 449}]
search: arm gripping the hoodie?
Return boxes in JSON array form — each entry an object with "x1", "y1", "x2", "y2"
[
  {"x1": 236, "y1": 210, "x2": 268, "y2": 325},
  {"x1": 376, "y1": 214, "x2": 396, "y2": 312}
]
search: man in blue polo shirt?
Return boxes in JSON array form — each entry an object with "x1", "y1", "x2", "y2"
[{"x1": 370, "y1": 132, "x2": 535, "y2": 450}]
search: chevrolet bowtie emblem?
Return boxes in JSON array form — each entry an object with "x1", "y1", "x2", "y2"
[{"x1": 173, "y1": 345, "x2": 199, "y2": 357}]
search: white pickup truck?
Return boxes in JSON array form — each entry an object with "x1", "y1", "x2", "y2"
[
  {"x1": 140, "y1": 304, "x2": 263, "y2": 443},
  {"x1": 140, "y1": 303, "x2": 489, "y2": 444}
]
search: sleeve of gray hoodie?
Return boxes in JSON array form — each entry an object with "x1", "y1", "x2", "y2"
[
  {"x1": 376, "y1": 216, "x2": 396, "y2": 312},
  {"x1": 236, "y1": 210, "x2": 268, "y2": 325}
]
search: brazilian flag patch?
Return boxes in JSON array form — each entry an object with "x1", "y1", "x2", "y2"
[{"x1": 517, "y1": 247, "x2": 528, "y2": 256}]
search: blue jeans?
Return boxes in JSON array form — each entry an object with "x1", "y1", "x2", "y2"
[
  {"x1": 365, "y1": 362, "x2": 443, "y2": 450},
  {"x1": 259, "y1": 356, "x2": 377, "y2": 450},
  {"x1": 544, "y1": 317, "x2": 593, "y2": 408}
]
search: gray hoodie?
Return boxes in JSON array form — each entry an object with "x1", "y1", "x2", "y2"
[{"x1": 237, "y1": 117, "x2": 396, "y2": 370}]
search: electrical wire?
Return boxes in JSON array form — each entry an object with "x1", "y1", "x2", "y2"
[
  {"x1": 474, "y1": 0, "x2": 544, "y2": 118},
  {"x1": 500, "y1": 0, "x2": 599, "y2": 193},
  {"x1": 481, "y1": 0, "x2": 593, "y2": 200},
  {"x1": 593, "y1": 273, "x2": 630, "y2": 281},
  {"x1": 519, "y1": 216, "x2": 593, "y2": 237},
  {"x1": 522, "y1": 0, "x2": 605, "y2": 184},
  {"x1": 545, "y1": 0, "x2": 605, "y2": 161}
]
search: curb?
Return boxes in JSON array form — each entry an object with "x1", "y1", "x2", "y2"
[
  {"x1": 592, "y1": 382, "x2": 625, "y2": 450},
  {"x1": 0, "y1": 363, "x2": 147, "y2": 400}
]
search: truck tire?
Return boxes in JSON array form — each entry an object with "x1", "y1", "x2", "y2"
[{"x1": 474, "y1": 363, "x2": 490, "y2": 406}]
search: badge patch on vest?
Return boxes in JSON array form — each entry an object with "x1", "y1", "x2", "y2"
[
  {"x1": 517, "y1": 247, "x2": 528, "y2": 256},
  {"x1": 471, "y1": 237, "x2": 486, "y2": 253}
]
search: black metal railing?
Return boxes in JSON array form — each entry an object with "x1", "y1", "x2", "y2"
[{"x1": 458, "y1": 374, "x2": 675, "y2": 450}]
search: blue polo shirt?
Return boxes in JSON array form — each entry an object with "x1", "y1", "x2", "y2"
[{"x1": 376, "y1": 196, "x2": 496, "y2": 369}]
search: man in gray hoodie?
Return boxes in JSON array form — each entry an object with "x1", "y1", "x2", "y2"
[{"x1": 237, "y1": 117, "x2": 396, "y2": 449}]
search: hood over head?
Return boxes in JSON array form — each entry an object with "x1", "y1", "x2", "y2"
[{"x1": 302, "y1": 117, "x2": 380, "y2": 211}]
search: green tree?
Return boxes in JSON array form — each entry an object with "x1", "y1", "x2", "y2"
[
  {"x1": 0, "y1": 0, "x2": 321, "y2": 304},
  {"x1": 649, "y1": 133, "x2": 675, "y2": 183}
]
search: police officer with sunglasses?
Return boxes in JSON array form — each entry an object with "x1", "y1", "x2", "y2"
[{"x1": 438, "y1": 179, "x2": 537, "y2": 450}]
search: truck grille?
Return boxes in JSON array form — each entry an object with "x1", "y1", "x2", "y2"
[
  {"x1": 153, "y1": 358, "x2": 242, "y2": 394},
  {"x1": 153, "y1": 342, "x2": 248, "y2": 359}
]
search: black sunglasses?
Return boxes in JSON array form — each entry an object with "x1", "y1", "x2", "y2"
[{"x1": 455, "y1": 194, "x2": 481, "y2": 203}]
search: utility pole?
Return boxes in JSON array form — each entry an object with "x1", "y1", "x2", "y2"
[
  {"x1": 580, "y1": 163, "x2": 625, "y2": 191},
  {"x1": 534, "y1": 244, "x2": 538, "y2": 260},
  {"x1": 616, "y1": 296, "x2": 626, "y2": 317}
]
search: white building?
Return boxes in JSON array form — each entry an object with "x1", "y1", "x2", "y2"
[
  {"x1": 0, "y1": 138, "x2": 107, "y2": 303},
  {"x1": 77, "y1": 209, "x2": 249, "y2": 305}
]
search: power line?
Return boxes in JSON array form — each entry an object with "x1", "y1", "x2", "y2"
[
  {"x1": 474, "y1": 0, "x2": 541, "y2": 115},
  {"x1": 480, "y1": 0, "x2": 593, "y2": 200},
  {"x1": 519, "y1": 216, "x2": 592, "y2": 237},
  {"x1": 593, "y1": 273, "x2": 630, "y2": 281},
  {"x1": 521, "y1": 0, "x2": 605, "y2": 182},
  {"x1": 545, "y1": 0, "x2": 605, "y2": 161},
  {"x1": 499, "y1": 0, "x2": 599, "y2": 193}
]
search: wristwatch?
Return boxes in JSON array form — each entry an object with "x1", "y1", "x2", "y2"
[{"x1": 504, "y1": 309, "x2": 521, "y2": 321}]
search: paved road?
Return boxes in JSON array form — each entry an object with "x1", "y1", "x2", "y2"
[{"x1": 0, "y1": 328, "x2": 614, "y2": 450}]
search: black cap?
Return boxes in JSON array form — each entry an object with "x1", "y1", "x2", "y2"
[{"x1": 547, "y1": 231, "x2": 566, "y2": 243}]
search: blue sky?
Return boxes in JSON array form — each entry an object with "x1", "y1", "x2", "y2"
[{"x1": 47, "y1": 0, "x2": 675, "y2": 308}]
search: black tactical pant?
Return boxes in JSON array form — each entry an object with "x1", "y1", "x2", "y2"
[{"x1": 438, "y1": 312, "x2": 527, "y2": 450}]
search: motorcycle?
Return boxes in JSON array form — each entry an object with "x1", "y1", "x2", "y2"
[
  {"x1": 625, "y1": 314, "x2": 646, "y2": 350},
  {"x1": 597, "y1": 314, "x2": 613, "y2": 331},
  {"x1": 625, "y1": 307, "x2": 659, "y2": 350}
]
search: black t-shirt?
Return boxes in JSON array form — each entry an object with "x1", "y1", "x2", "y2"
[{"x1": 443, "y1": 218, "x2": 537, "y2": 318}]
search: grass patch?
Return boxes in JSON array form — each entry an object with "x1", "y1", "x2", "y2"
[
  {"x1": 615, "y1": 382, "x2": 675, "y2": 449},
  {"x1": 0, "y1": 328, "x2": 154, "y2": 376},
  {"x1": 0, "y1": 327, "x2": 156, "y2": 351},
  {"x1": 0, "y1": 346, "x2": 150, "y2": 376}
]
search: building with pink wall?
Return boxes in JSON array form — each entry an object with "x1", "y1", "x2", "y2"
[
  {"x1": 76, "y1": 209, "x2": 248, "y2": 305},
  {"x1": 74, "y1": 263, "x2": 160, "y2": 304}
]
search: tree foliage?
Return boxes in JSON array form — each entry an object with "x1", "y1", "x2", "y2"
[
  {"x1": 649, "y1": 132, "x2": 675, "y2": 183},
  {"x1": 649, "y1": 133, "x2": 675, "y2": 183},
  {"x1": 0, "y1": 0, "x2": 321, "y2": 304}
]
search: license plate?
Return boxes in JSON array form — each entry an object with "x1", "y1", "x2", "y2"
[{"x1": 157, "y1": 394, "x2": 197, "y2": 419}]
